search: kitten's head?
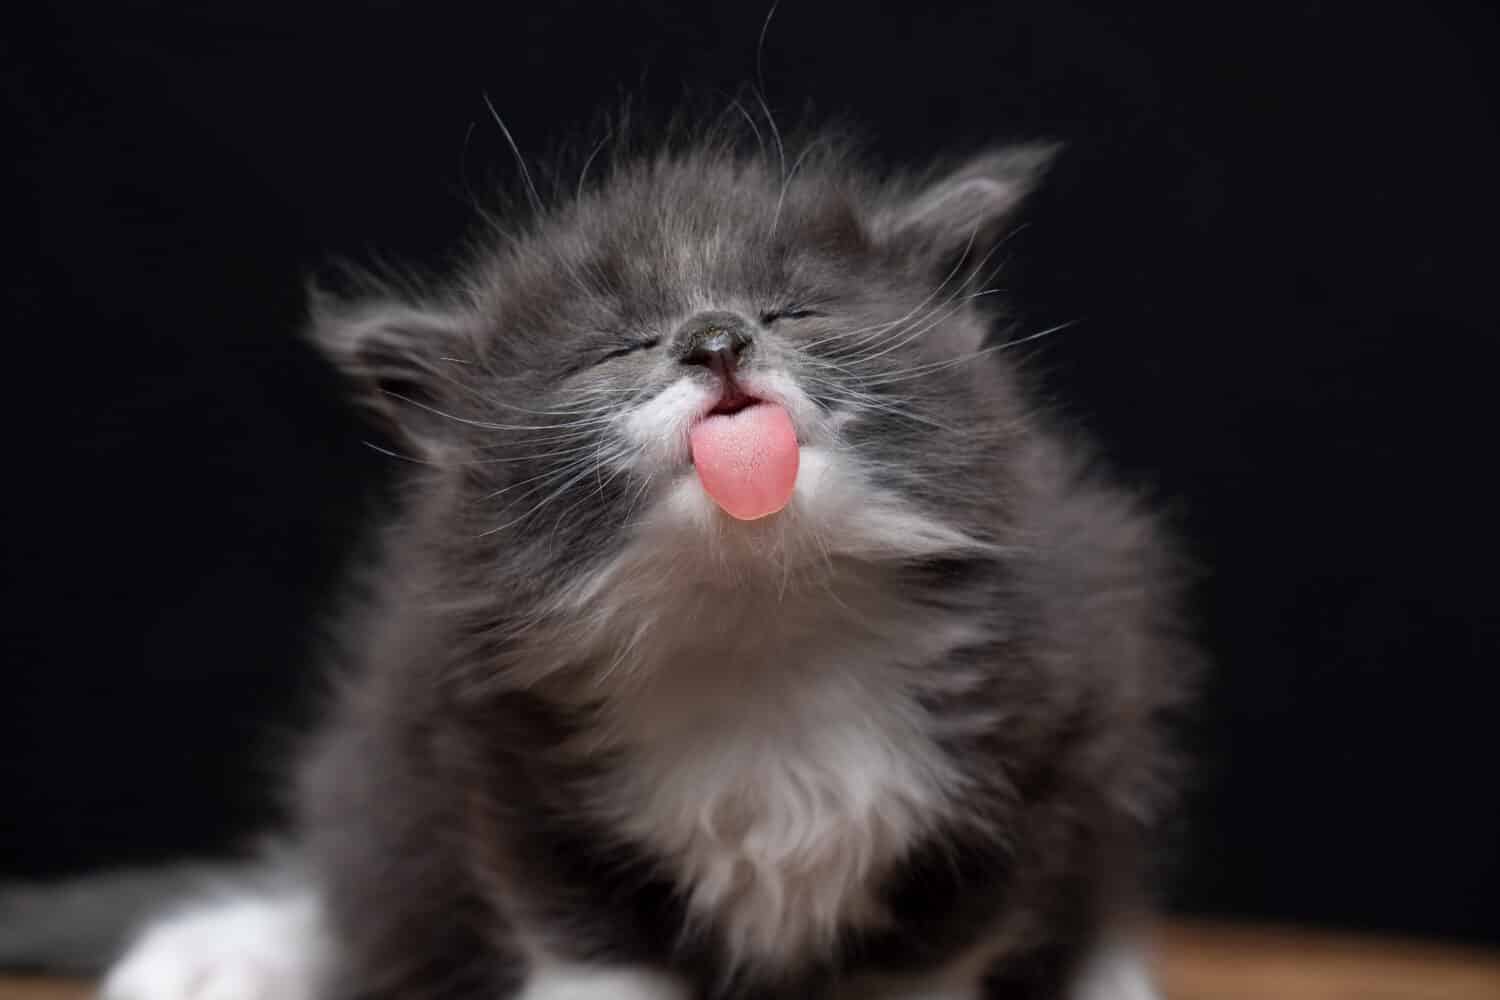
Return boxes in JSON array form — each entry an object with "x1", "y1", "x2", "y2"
[{"x1": 312, "y1": 137, "x2": 1054, "y2": 615}]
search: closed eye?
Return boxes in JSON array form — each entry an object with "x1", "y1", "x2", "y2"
[
  {"x1": 760, "y1": 308, "x2": 823, "y2": 325},
  {"x1": 597, "y1": 336, "x2": 661, "y2": 363}
]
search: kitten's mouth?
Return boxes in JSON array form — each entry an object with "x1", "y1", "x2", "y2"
[
  {"x1": 688, "y1": 393, "x2": 801, "y2": 521},
  {"x1": 706, "y1": 388, "x2": 757, "y2": 418}
]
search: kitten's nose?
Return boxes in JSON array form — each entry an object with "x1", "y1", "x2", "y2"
[{"x1": 675, "y1": 312, "x2": 753, "y2": 375}]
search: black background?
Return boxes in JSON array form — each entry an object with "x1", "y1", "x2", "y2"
[{"x1": 5, "y1": 0, "x2": 1498, "y2": 947}]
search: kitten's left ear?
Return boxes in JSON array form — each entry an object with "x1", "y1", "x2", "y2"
[{"x1": 877, "y1": 143, "x2": 1059, "y2": 273}]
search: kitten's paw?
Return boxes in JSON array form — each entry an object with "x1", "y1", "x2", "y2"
[
  {"x1": 102, "y1": 953, "x2": 296, "y2": 1000},
  {"x1": 99, "y1": 890, "x2": 327, "y2": 1000},
  {"x1": 516, "y1": 964, "x2": 690, "y2": 1000}
]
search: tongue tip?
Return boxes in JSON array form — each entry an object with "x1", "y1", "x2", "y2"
[{"x1": 719, "y1": 491, "x2": 794, "y2": 521}]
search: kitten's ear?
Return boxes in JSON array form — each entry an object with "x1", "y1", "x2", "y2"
[
  {"x1": 877, "y1": 143, "x2": 1059, "y2": 274},
  {"x1": 307, "y1": 287, "x2": 472, "y2": 453}
]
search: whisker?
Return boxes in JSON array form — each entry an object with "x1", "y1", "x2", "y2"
[
  {"x1": 472, "y1": 429, "x2": 608, "y2": 451},
  {"x1": 619, "y1": 468, "x2": 656, "y2": 529},
  {"x1": 859, "y1": 321, "x2": 1078, "y2": 387},
  {"x1": 795, "y1": 375, "x2": 960, "y2": 433},
  {"x1": 480, "y1": 459, "x2": 616, "y2": 537},
  {"x1": 361, "y1": 440, "x2": 436, "y2": 465},
  {"x1": 383, "y1": 390, "x2": 616, "y2": 432},
  {"x1": 771, "y1": 138, "x2": 823, "y2": 239},
  {"x1": 726, "y1": 97, "x2": 766, "y2": 157},
  {"x1": 551, "y1": 447, "x2": 634, "y2": 543},
  {"x1": 800, "y1": 227, "x2": 980, "y2": 353},
  {"x1": 576, "y1": 127, "x2": 613, "y2": 204},
  {"x1": 480, "y1": 455, "x2": 600, "y2": 502},
  {"x1": 459, "y1": 440, "x2": 605, "y2": 467},
  {"x1": 844, "y1": 289, "x2": 1007, "y2": 368},
  {"x1": 428, "y1": 365, "x2": 628, "y2": 420},
  {"x1": 834, "y1": 242, "x2": 1012, "y2": 364},
  {"x1": 482, "y1": 93, "x2": 543, "y2": 216},
  {"x1": 754, "y1": 1, "x2": 786, "y2": 182},
  {"x1": 802, "y1": 223, "x2": 1026, "y2": 356}
]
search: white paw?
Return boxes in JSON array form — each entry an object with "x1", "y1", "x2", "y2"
[
  {"x1": 515, "y1": 963, "x2": 690, "y2": 1000},
  {"x1": 99, "y1": 889, "x2": 328, "y2": 1000}
]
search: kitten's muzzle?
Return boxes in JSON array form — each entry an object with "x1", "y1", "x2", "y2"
[{"x1": 675, "y1": 311, "x2": 753, "y2": 377}]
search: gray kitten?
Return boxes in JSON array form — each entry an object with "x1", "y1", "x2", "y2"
[{"x1": 15, "y1": 127, "x2": 1193, "y2": 1000}]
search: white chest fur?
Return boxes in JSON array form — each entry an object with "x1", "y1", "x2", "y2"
[{"x1": 602, "y1": 657, "x2": 957, "y2": 969}]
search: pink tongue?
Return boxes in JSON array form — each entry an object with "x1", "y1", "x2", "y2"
[{"x1": 689, "y1": 403, "x2": 800, "y2": 520}]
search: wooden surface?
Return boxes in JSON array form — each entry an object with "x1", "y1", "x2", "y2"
[
  {"x1": 2, "y1": 922, "x2": 1498, "y2": 999},
  {"x1": 1154, "y1": 922, "x2": 1500, "y2": 999}
]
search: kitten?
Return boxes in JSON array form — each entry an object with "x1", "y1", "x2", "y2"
[{"x1": 25, "y1": 126, "x2": 1193, "y2": 1000}]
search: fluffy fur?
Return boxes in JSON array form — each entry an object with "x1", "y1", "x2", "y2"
[{"x1": 15, "y1": 124, "x2": 1196, "y2": 1000}]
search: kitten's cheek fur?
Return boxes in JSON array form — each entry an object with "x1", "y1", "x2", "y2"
[{"x1": 618, "y1": 378, "x2": 711, "y2": 469}]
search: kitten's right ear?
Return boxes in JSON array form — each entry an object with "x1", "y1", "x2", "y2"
[{"x1": 307, "y1": 287, "x2": 472, "y2": 453}]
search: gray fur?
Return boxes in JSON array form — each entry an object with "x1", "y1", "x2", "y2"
[{"x1": 295, "y1": 132, "x2": 1194, "y2": 999}]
